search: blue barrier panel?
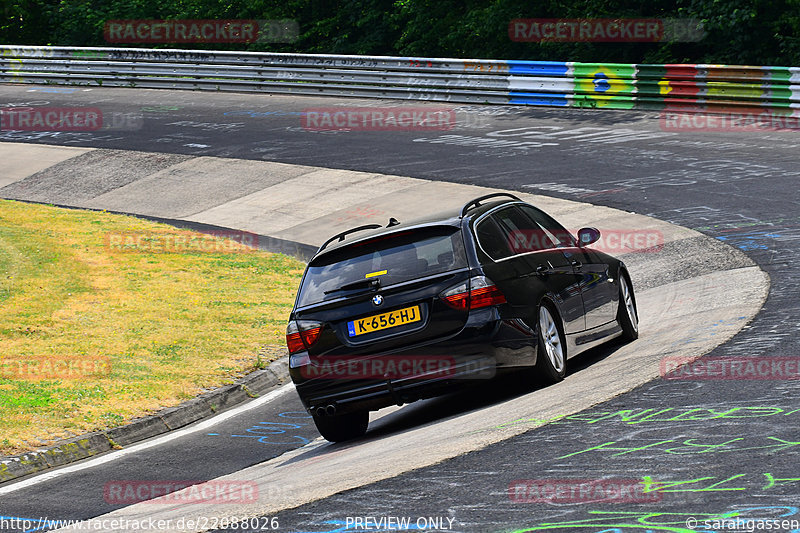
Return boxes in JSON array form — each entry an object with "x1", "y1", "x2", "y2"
[{"x1": 507, "y1": 61, "x2": 569, "y2": 76}]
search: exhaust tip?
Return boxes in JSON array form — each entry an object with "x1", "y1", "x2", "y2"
[{"x1": 314, "y1": 405, "x2": 337, "y2": 417}]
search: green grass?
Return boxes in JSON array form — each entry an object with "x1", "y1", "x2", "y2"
[{"x1": 0, "y1": 199, "x2": 304, "y2": 455}]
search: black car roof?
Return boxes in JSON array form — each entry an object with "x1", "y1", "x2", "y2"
[{"x1": 313, "y1": 195, "x2": 522, "y2": 259}]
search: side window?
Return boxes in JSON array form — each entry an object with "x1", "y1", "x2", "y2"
[
  {"x1": 518, "y1": 205, "x2": 575, "y2": 248},
  {"x1": 475, "y1": 216, "x2": 513, "y2": 260},
  {"x1": 493, "y1": 206, "x2": 556, "y2": 254}
]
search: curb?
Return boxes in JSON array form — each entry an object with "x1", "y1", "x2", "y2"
[{"x1": 0, "y1": 354, "x2": 290, "y2": 485}]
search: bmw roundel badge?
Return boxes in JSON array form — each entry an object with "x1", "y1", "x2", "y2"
[{"x1": 372, "y1": 294, "x2": 383, "y2": 306}]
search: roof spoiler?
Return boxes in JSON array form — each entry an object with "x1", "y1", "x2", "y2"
[
  {"x1": 460, "y1": 193, "x2": 520, "y2": 217},
  {"x1": 317, "y1": 224, "x2": 383, "y2": 254},
  {"x1": 315, "y1": 217, "x2": 402, "y2": 254}
]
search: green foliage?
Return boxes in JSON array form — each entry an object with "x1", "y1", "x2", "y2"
[{"x1": 2, "y1": 0, "x2": 799, "y2": 65}]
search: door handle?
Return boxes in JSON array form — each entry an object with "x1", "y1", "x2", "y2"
[{"x1": 536, "y1": 264, "x2": 549, "y2": 274}]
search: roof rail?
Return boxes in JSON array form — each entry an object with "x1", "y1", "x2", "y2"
[
  {"x1": 316, "y1": 224, "x2": 383, "y2": 254},
  {"x1": 460, "y1": 193, "x2": 521, "y2": 217}
]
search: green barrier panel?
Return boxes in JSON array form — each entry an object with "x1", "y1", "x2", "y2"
[
  {"x1": 706, "y1": 82, "x2": 791, "y2": 101},
  {"x1": 571, "y1": 63, "x2": 636, "y2": 108}
]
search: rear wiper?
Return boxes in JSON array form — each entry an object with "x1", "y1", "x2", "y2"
[{"x1": 324, "y1": 278, "x2": 380, "y2": 295}]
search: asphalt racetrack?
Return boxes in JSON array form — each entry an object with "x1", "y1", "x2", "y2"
[{"x1": 0, "y1": 85, "x2": 798, "y2": 533}]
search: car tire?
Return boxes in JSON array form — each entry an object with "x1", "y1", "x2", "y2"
[
  {"x1": 535, "y1": 302, "x2": 567, "y2": 383},
  {"x1": 312, "y1": 410, "x2": 369, "y2": 442},
  {"x1": 617, "y1": 274, "x2": 639, "y2": 342}
]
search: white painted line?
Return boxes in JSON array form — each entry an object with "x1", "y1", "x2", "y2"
[{"x1": 0, "y1": 383, "x2": 295, "y2": 495}]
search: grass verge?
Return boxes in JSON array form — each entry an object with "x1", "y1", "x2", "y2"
[{"x1": 0, "y1": 199, "x2": 304, "y2": 455}]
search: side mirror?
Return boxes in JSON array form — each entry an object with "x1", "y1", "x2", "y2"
[{"x1": 577, "y1": 227, "x2": 601, "y2": 247}]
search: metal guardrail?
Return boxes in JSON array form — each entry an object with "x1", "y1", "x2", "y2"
[{"x1": 2, "y1": 45, "x2": 799, "y2": 113}]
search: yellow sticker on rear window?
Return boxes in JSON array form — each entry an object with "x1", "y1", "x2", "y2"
[{"x1": 365, "y1": 270, "x2": 387, "y2": 278}]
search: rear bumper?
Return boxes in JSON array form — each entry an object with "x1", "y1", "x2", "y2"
[{"x1": 290, "y1": 311, "x2": 537, "y2": 415}]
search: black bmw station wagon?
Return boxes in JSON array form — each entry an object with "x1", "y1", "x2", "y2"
[{"x1": 286, "y1": 193, "x2": 639, "y2": 442}]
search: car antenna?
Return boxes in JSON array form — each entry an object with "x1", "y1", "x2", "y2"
[{"x1": 387, "y1": 217, "x2": 400, "y2": 227}]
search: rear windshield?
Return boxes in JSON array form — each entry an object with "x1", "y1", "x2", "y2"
[{"x1": 296, "y1": 226, "x2": 467, "y2": 307}]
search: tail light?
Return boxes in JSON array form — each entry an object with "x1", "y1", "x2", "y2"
[
  {"x1": 441, "y1": 276, "x2": 506, "y2": 311},
  {"x1": 286, "y1": 320, "x2": 323, "y2": 354}
]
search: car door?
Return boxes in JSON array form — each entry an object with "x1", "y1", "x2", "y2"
[
  {"x1": 518, "y1": 205, "x2": 616, "y2": 329},
  {"x1": 479, "y1": 206, "x2": 586, "y2": 335}
]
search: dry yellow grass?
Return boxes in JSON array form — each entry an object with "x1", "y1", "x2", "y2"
[{"x1": 0, "y1": 199, "x2": 304, "y2": 455}]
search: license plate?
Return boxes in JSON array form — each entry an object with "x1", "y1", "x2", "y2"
[{"x1": 347, "y1": 305, "x2": 421, "y2": 337}]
